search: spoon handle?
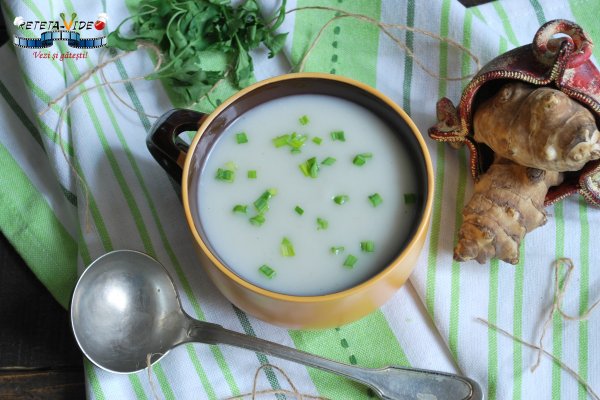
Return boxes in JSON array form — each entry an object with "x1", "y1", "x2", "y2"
[{"x1": 185, "y1": 319, "x2": 482, "y2": 400}]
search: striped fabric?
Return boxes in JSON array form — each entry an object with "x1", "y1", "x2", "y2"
[{"x1": 1, "y1": 0, "x2": 598, "y2": 399}]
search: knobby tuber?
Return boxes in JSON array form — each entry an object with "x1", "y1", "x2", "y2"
[
  {"x1": 455, "y1": 157, "x2": 562, "y2": 264},
  {"x1": 456, "y1": 82, "x2": 600, "y2": 264}
]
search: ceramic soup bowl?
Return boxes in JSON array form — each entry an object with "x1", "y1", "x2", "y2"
[{"x1": 147, "y1": 73, "x2": 433, "y2": 329}]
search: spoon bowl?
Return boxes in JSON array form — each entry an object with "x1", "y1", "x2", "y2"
[
  {"x1": 71, "y1": 250, "x2": 483, "y2": 399},
  {"x1": 71, "y1": 250, "x2": 184, "y2": 373}
]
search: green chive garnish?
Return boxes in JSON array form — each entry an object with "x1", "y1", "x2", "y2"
[
  {"x1": 368, "y1": 193, "x2": 383, "y2": 207},
  {"x1": 273, "y1": 134, "x2": 290, "y2": 148},
  {"x1": 321, "y1": 157, "x2": 336, "y2": 166},
  {"x1": 280, "y1": 237, "x2": 295, "y2": 257},
  {"x1": 225, "y1": 161, "x2": 238, "y2": 171},
  {"x1": 361, "y1": 241, "x2": 375, "y2": 253},
  {"x1": 299, "y1": 157, "x2": 319, "y2": 178},
  {"x1": 333, "y1": 195, "x2": 349, "y2": 205},
  {"x1": 236, "y1": 132, "x2": 248, "y2": 144},
  {"x1": 330, "y1": 130, "x2": 346, "y2": 142},
  {"x1": 317, "y1": 217, "x2": 328, "y2": 230},
  {"x1": 249, "y1": 214, "x2": 266, "y2": 226},
  {"x1": 215, "y1": 168, "x2": 235, "y2": 182},
  {"x1": 404, "y1": 193, "x2": 417, "y2": 204},
  {"x1": 312, "y1": 137, "x2": 322, "y2": 145},
  {"x1": 253, "y1": 189, "x2": 276, "y2": 214},
  {"x1": 247, "y1": 170, "x2": 257, "y2": 179},
  {"x1": 288, "y1": 133, "x2": 307, "y2": 152},
  {"x1": 299, "y1": 115, "x2": 310, "y2": 125},
  {"x1": 295, "y1": 206, "x2": 304, "y2": 215},
  {"x1": 330, "y1": 246, "x2": 345, "y2": 255},
  {"x1": 343, "y1": 254, "x2": 358, "y2": 268},
  {"x1": 352, "y1": 153, "x2": 373, "y2": 166},
  {"x1": 259, "y1": 264, "x2": 276, "y2": 279},
  {"x1": 232, "y1": 205, "x2": 247, "y2": 214},
  {"x1": 290, "y1": 148, "x2": 301, "y2": 155}
]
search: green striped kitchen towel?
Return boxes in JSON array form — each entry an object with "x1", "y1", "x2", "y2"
[{"x1": 0, "y1": 0, "x2": 598, "y2": 399}]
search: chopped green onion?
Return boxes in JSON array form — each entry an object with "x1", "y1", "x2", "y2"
[
  {"x1": 299, "y1": 115, "x2": 310, "y2": 125},
  {"x1": 312, "y1": 137, "x2": 322, "y2": 145},
  {"x1": 299, "y1": 157, "x2": 319, "y2": 178},
  {"x1": 294, "y1": 206, "x2": 304, "y2": 215},
  {"x1": 259, "y1": 264, "x2": 276, "y2": 279},
  {"x1": 280, "y1": 237, "x2": 295, "y2": 257},
  {"x1": 404, "y1": 193, "x2": 417, "y2": 204},
  {"x1": 330, "y1": 246, "x2": 345, "y2": 255},
  {"x1": 330, "y1": 130, "x2": 346, "y2": 142},
  {"x1": 225, "y1": 161, "x2": 238, "y2": 171},
  {"x1": 267, "y1": 188, "x2": 278, "y2": 196},
  {"x1": 247, "y1": 170, "x2": 257, "y2": 179},
  {"x1": 361, "y1": 241, "x2": 375, "y2": 253},
  {"x1": 249, "y1": 214, "x2": 266, "y2": 226},
  {"x1": 236, "y1": 132, "x2": 248, "y2": 144},
  {"x1": 333, "y1": 195, "x2": 349, "y2": 205},
  {"x1": 232, "y1": 205, "x2": 247, "y2": 214},
  {"x1": 316, "y1": 217, "x2": 328, "y2": 230},
  {"x1": 288, "y1": 132, "x2": 308, "y2": 151},
  {"x1": 352, "y1": 153, "x2": 373, "y2": 166},
  {"x1": 273, "y1": 134, "x2": 290, "y2": 148},
  {"x1": 321, "y1": 157, "x2": 336, "y2": 166},
  {"x1": 368, "y1": 193, "x2": 383, "y2": 207},
  {"x1": 215, "y1": 168, "x2": 235, "y2": 182},
  {"x1": 290, "y1": 148, "x2": 301, "y2": 155},
  {"x1": 343, "y1": 254, "x2": 358, "y2": 268}
]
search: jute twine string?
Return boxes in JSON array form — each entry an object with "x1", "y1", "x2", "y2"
[
  {"x1": 532, "y1": 258, "x2": 600, "y2": 371},
  {"x1": 145, "y1": 354, "x2": 328, "y2": 400},
  {"x1": 286, "y1": 6, "x2": 481, "y2": 78},
  {"x1": 479, "y1": 258, "x2": 599, "y2": 400}
]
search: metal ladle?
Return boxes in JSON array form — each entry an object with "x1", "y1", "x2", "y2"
[{"x1": 70, "y1": 250, "x2": 483, "y2": 400}]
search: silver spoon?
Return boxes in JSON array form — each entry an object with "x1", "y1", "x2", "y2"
[{"x1": 71, "y1": 250, "x2": 483, "y2": 400}]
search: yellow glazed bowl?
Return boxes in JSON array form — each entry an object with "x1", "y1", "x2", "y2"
[{"x1": 147, "y1": 73, "x2": 434, "y2": 329}]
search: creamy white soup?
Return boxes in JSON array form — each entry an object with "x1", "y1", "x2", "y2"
[{"x1": 197, "y1": 94, "x2": 419, "y2": 296}]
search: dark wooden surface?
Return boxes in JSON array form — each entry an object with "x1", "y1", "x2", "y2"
[{"x1": 0, "y1": 1, "x2": 491, "y2": 399}]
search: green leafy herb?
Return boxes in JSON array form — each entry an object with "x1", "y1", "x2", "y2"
[
  {"x1": 107, "y1": 0, "x2": 289, "y2": 106},
  {"x1": 273, "y1": 132, "x2": 308, "y2": 153},
  {"x1": 352, "y1": 153, "x2": 373, "y2": 166},
  {"x1": 259, "y1": 264, "x2": 276, "y2": 279},
  {"x1": 316, "y1": 217, "x2": 328, "y2": 230},
  {"x1": 294, "y1": 206, "x2": 304, "y2": 215},
  {"x1": 253, "y1": 189, "x2": 276, "y2": 213},
  {"x1": 215, "y1": 168, "x2": 235, "y2": 182},
  {"x1": 330, "y1": 130, "x2": 346, "y2": 142},
  {"x1": 368, "y1": 193, "x2": 383, "y2": 207},
  {"x1": 404, "y1": 193, "x2": 417, "y2": 204},
  {"x1": 232, "y1": 204, "x2": 247, "y2": 214},
  {"x1": 236, "y1": 132, "x2": 248, "y2": 144},
  {"x1": 280, "y1": 237, "x2": 295, "y2": 257},
  {"x1": 273, "y1": 134, "x2": 290, "y2": 148},
  {"x1": 312, "y1": 137, "x2": 322, "y2": 145},
  {"x1": 247, "y1": 170, "x2": 257, "y2": 179},
  {"x1": 299, "y1": 115, "x2": 310, "y2": 125},
  {"x1": 343, "y1": 254, "x2": 358, "y2": 268},
  {"x1": 330, "y1": 246, "x2": 345, "y2": 255},
  {"x1": 360, "y1": 241, "x2": 375, "y2": 253},
  {"x1": 333, "y1": 195, "x2": 349, "y2": 205},
  {"x1": 321, "y1": 157, "x2": 336, "y2": 166},
  {"x1": 249, "y1": 214, "x2": 266, "y2": 226},
  {"x1": 299, "y1": 157, "x2": 319, "y2": 178}
]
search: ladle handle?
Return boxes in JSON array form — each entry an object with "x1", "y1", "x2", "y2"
[
  {"x1": 186, "y1": 320, "x2": 482, "y2": 400},
  {"x1": 147, "y1": 108, "x2": 206, "y2": 183}
]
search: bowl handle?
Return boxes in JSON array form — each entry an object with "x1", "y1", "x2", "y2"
[{"x1": 147, "y1": 109, "x2": 206, "y2": 183}]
